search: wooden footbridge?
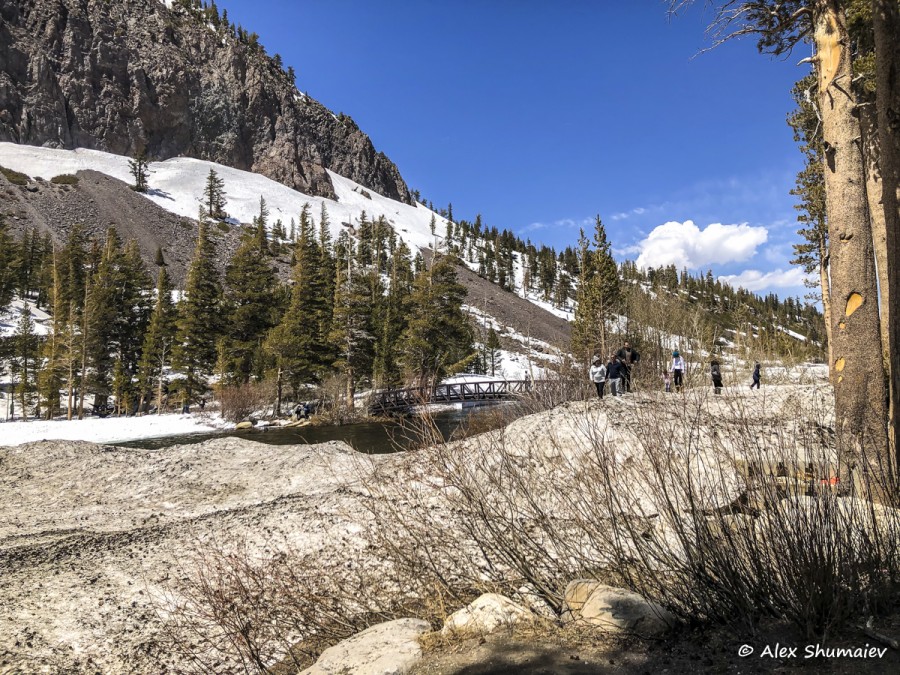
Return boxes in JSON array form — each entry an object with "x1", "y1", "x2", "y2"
[{"x1": 369, "y1": 379, "x2": 536, "y2": 413}]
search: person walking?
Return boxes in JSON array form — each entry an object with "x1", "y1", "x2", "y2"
[
  {"x1": 671, "y1": 350, "x2": 686, "y2": 392},
  {"x1": 607, "y1": 355, "x2": 623, "y2": 397},
  {"x1": 662, "y1": 369, "x2": 671, "y2": 393},
  {"x1": 750, "y1": 362, "x2": 761, "y2": 390},
  {"x1": 589, "y1": 357, "x2": 607, "y2": 399},
  {"x1": 711, "y1": 359, "x2": 723, "y2": 395},
  {"x1": 616, "y1": 341, "x2": 641, "y2": 393}
]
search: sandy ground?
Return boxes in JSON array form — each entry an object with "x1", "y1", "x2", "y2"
[
  {"x1": 1, "y1": 384, "x2": 882, "y2": 674},
  {"x1": 0, "y1": 437, "x2": 377, "y2": 673}
]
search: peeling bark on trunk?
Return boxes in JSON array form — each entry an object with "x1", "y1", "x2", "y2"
[
  {"x1": 814, "y1": 1, "x2": 888, "y2": 470},
  {"x1": 873, "y1": 0, "x2": 900, "y2": 485},
  {"x1": 859, "y1": 101, "x2": 891, "y2": 368}
]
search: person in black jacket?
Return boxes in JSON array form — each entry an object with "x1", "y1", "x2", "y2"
[
  {"x1": 750, "y1": 362, "x2": 761, "y2": 390},
  {"x1": 616, "y1": 341, "x2": 640, "y2": 392},
  {"x1": 606, "y1": 355, "x2": 624, "y2": 397},
  {"x1": 710, "y1": 359, "x2": 723, "y2": 395}
]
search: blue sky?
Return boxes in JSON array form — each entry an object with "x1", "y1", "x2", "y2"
[{"x1": 218, "y1": 0, "x2": 813, "y2": 299}]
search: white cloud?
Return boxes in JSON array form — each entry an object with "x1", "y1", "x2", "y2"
[
  {"x1": 634, "y1": 220, "x2": 768, "y2": 269},
  {"x1": 718, "y1": 268, "x2": 810, "y2": 292}
]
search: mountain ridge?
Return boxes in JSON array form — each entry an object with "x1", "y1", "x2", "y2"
[{"x1": 0, "y1": 0, "x2": 411, "y2": 203}]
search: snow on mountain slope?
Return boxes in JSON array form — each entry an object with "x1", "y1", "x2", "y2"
[
  {"x1": 0, "y1": 143, "x2": 441, "y2": 253},
  {"x1": 0, "y1": 143, "x2": 571, "y2": 359}
]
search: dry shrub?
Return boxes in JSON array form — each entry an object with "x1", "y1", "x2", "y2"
[
  {"x1": 217, "y1": 380, "x2": 276, "y2": 423},
  {"x1": 365, "y1": 386, "x2": 900, "y2": 639},
  {"x1": 155, "y1": 378, "x2": 900, "y2": 673},
  {"x1": 153, "y1": 537, "x2": 438, "y2": 674}
]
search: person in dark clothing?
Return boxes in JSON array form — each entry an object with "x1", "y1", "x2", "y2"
[
  {"x1": 616, "y1": 341, "x2": 641, "y2": 392},
  {"x1": 607, "y1": 355, "x2": 624, "y2": 396},
  {"x1": 750, "y1": 362, "x2": 761, "y2": 390},
  {"x1": 710, "y1": 359, "x2": 723, "y2": 395}
]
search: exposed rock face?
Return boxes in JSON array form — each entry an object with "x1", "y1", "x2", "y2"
[{"x1": 0, "y1": 0, "x2": 411, "y2": 202}]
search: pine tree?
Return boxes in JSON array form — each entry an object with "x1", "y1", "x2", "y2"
[
  {"x1": 0, "y1": 215, "x2": 17, "y2": 310},
  {"x1": 223, "y1": 223, "x2": 278, "y2": 383},
  {"x1": 203, "y1": 168, "x2": 227, "y2": 220},
  {"x1": 399, "y1": 254, "x2": 474, "y2": 387},
  {"x1": 329, "y1": 247, "x2": 377, "y2": 408},
  {"x1": 172, "y1": 213, "x2": 224, "y2": 403},
  {"x1": 265, "y1": 212, "x2": 330, "y2": 410},
  {"x1": 37, "y1": 249, "x2": 66, "y2": 418},
  {"x1": 373, "y1": 241, "x2": 414, "y2": 388},
  {"x1": 572, "y1": 216, "x2": 620, "y2": 363},
  {"x1": 137, "y1": 266, "x2": 177, "y2": 413},
  {"x1": 128, "y1": 150, "x2": 151, "y2": 193},
  {"x1": 12, "y1": 304, "x2": 38, "y2": 420},
  {"x1": 485, "y1": 327, "x2": 502, "y2": 377}
]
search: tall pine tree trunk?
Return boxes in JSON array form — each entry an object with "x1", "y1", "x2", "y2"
[
  {"x1": 858, "y1": 102, "x2": 891, "y2": 368},
  {"x1": 873, "y1": 0, "x2": 900, "y2": 484},
  {"x1": 814, "y1": 0, "x2": 888, "y2": 472},
  {"x1": 818, "y1": 248, "x2": 834, "y2": 382}
]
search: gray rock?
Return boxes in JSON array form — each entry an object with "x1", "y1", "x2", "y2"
[
  {"x1": 0, "y1": 0, "x2": 411, "y2": 204},
  {"x1": 301, "y1": 618, "x2": 430, "y2": 675},
  {"x1": 561, "y1": 580, "x2": 674, "y2": 636},
  {"x1": 441, "y1": 593, "x2": 535, "y2": 635}
]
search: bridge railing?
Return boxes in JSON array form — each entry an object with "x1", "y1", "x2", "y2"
[{"x1": 369, "y1": 379, "x2": 538, "y2": 411}]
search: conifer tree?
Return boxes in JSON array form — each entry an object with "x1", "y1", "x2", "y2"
[
  {"x1": 12, "y1": 304, "x2": 38, "y2": 420},
  {"x1": 137, "y1": 265, "x2": 177, "y2": 413},
  {"x1": 172, "y1": 212, "x2": 224, "y2": 403},
  {"x1": 82, "y1": 229, "x2": 122, "y2": 405},
  {"x1": 37, "y1": 249, "x2": 66, "y2": 418},
  {"x1": 265, "y1": 212, "x2": 330, "y2": 410},
  {"x1": 572, "y1": 216, "x2": 620, "y2": 363},
  {"x1": 128, "y1": 150, "x2": 151, "y2": 193},
  {"x1": 485, "y1": 327, "x2": 502, "y2": 377},
  {"x1": 223, "y1": 221, "x2": 278, "y2": 383},
  {"x1": 373, "y1": 240, "x2": 414, "y2": 388},
  {"x1": 399, "y1": 254, "x2": 474, "y2": 386},
  {"x1": 203, "y1": 168, "x2": 227, "y2": 220},
  {"x1": 0, "y1": 216, "x2": 17, "y2": 310},
  {"x1": 329, "y1": 246, "x2": 377, "y2": 408}
]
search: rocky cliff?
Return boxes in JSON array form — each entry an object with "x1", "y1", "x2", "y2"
[{"x1": 0, "y1": 0, "x2": 411, "y2": 202}]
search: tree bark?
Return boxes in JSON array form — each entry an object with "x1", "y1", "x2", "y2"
[
  {"x1": 858, "y1": 101, "x2": 891, "y2": 368},
  {"x1": 814, "y1": 0, "x2": 888, "y2": 472},
  {"x1": 873, "y1": 0, "x2": 900, "y2": 485},
  {"x1": 818, "y1": 241, "x2": 834, "y2": 381}
]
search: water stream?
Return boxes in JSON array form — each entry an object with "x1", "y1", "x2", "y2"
[{"x1": 117, "y1": 408, "x2": 478, "y2": 454}]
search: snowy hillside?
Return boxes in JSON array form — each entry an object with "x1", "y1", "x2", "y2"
[
  {"x1": 0, "y1": 143, "x2": 571, "y2": 375},
  {"x1": 0, "y1": 143, "x2": 443, "y2": 253}
]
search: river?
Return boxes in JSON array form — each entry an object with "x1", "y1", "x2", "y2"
[{"x1": 117, "y1": 408, "x2": 482, "y2": 453}]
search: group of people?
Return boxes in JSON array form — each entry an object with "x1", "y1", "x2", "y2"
[
  {"x1": 589, "y1": 341, "x2": 640, "y2": 398},
  {"x1": 590, "y1": 342, "x2": 762, "y2": 398}
]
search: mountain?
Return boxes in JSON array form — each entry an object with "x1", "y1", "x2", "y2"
[{"x1": 0, "y1": 0, "x2": 410, "y2": 203}]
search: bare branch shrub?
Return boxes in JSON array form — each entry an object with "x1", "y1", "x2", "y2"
[
  {"x1": 152, "y1": 534, "x2": 438, "y2": 674},
  {"x1": 217, "y1": 381, "x2": 276, "y2": 423},
  {"x1": 364, "y1": 385, "x2": 900, "y2": 638}
]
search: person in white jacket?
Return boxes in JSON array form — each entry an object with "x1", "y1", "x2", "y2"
[
  {"x1": 671, "y1": 350, "x2": 686, "y2": 392},
  {"x1": 589, "y1": 357, "x2": 607, "y2": 399}
]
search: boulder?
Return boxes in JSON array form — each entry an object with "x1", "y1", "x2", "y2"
[
  {"x1": 561, "y1": 581, "x2": 674, "y2": 636},
  {"x1": 301, "y1": 618, "x2": 430, "y2": 675},
  {"x1": 441, "y1": 593, "x2": 536, "y2": 636}
]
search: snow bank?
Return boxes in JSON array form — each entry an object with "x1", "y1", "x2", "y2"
[{"x1": 0, "y1": 413, "x2": 226, "y2": 447}]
